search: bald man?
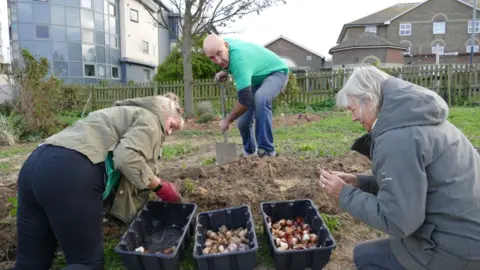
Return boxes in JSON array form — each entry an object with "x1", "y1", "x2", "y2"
[{"x1": 203, "y1": 34, "x2": 289, "y2": 158}]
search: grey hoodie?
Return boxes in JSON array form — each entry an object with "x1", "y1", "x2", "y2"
[{"x1": 339, "y1": 77, "x2": 480, "y2": 270}]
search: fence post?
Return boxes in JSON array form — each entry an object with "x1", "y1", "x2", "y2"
[{"x1": 447, "y1": 64, "x2": 452, "y2": 107}]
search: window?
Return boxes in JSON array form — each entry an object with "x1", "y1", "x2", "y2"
[
  {"x1": 130, "y1": 9, "x2": 138, "y2": 22},
  {"x1": 399, "y1": 23, "x2": 411, "y2": 36},
  {"x1": 365, "y1": 25, "x2": 377, "y2": 34},
  {"x1": 51, "y1": 6, "x2": 66, "y2": 25},
  {"x1": 36, "y1": 25, "x2": 49, "y2": 38},
  {"x1": 111, "y1": 66, "x2": 119, "y2": 78},
  {"x1": 142, "y1": 41, "x2": 149, "y2": 54},
  {"x1": 432, "y1": 44, "x2": 444, "y2": 55},
  {"x1": 468, "y1": 20, "x2": 480, "y2": 33},
  {"x1": 466, "y1": 45, "x2": 479, "y2": 53},
  {"x1": 143, "y1": 69, "x2": 150, "y2": 81},
  {"x1": 98, "y1": 65, "x2": 106, "y2": 77},
  {"x1": 84, "y1": 64, "x2": 95, "y2": 77},
  {"x1": 82, "y1": 29, "x2": 94, "y2": 44},
  {"x1": 81, "y1": 0, "x2": 92, "y2": 8},
  {"x1": 110, "y1": 35, "x2": 118, "y2": 48},
  {"x1": 109, "y1": 3, "x2": 115, "y2": 16},
  {"x1": 81, "y1": 9, "x2": 94, "y2": 29},
  {"x1": 404, "y1": 46, "x2": 411, "y2": 55},
  {"x1": 306, "y1": 55, "x2": 312, "y2": 61},
  {"x1": 433, "y1": 22, "x2": 445, "y2": 34}
]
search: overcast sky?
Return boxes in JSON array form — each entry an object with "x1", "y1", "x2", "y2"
[{"x1": 220, "y1": 0, "x2": 421, "y2": 60}]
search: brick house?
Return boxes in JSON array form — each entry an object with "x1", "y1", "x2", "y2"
[
  {"x1": 264, "y1": 35, "x2": 326, "y2": 72},
  {"x1": 329, "y1": 0, "x2": 480, "y2": 68}
]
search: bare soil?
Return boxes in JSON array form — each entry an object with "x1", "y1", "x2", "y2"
[{"x1": 182, "y1": 112, "x2": 324, "y2": 131}]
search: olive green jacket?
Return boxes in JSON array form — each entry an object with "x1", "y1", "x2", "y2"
[{"x1": 44, "y1": 95, "x2": 171, "y2": 224}]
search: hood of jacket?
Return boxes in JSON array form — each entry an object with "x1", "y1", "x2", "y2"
[
  {"x1": 371, "y1": 77, "x2": 449, "y2": 138},
  {"x1": 112, "y1": 95, "x2": 172, "y2": 133}
]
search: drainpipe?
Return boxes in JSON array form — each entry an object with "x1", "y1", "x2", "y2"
[{"x1": 470, "y1": 0, "x2": 477, "y2": 65}]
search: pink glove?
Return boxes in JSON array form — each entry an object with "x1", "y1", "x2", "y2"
[{"x1": 155, "y1": 181, "x2": 182, "y2": 202}]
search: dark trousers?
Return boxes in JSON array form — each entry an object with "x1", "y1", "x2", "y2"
[
  {"x1": 353, "y1": 238, "x2": 406, "y2": 270},
  {"x1": 14, "y1": 144, "x2": 106, "y2": 270}
]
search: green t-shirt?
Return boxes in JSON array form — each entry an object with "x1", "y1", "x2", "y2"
[{"x1": 225, "y1": 38, "x2": 289, "y2": 91}]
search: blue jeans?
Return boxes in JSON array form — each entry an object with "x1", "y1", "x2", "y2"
[
  {"x1": 353, "y1": 238, "x2": 406, "y2": 270},
  {"x1": 236, "y1": 71, "x2": 288, "y2": 155}
]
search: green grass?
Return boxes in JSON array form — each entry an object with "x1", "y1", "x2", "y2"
[
  {"x1": 0, "y1": 143, "x2": 36, "y2": 159},
  {"x1": 448, "y1": 107, "x2": 480, "y2": 146}
]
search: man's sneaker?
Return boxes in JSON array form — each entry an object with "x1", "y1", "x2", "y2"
[
  {"x1": 240, "y1": 149, "x2": 257, "y2": 157},
  {"x1": 258, "y1": 148, "x2": 277, "y2": 158}
]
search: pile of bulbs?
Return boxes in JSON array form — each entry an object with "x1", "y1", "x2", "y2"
[
  {"x1": 266, "y1": 216, "x2": 319, "y2": 251},
  {"x1": 201, "y1": 225, "x2": 250, "y2": 255}
]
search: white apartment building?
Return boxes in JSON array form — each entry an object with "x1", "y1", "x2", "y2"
[
  {"x1": 119, "y1": 0, "x2": 174, "y2": 82},
  {"x1": 0, "y1": 0, "x2": 11, "y2": 66}
]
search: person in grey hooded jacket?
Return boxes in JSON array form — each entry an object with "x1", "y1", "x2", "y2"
[{"x1": 318, "y1": 66, "x2": 480, "y2": 270}]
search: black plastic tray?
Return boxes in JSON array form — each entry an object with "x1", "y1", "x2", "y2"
[
  {"x1": 260, "y1": 199, "x2": 336, "y2": 270},
  {"x1": 114, "y1": 200, "x2": 197, "y2": 270},
  {"x1": 193, "y1": 205, "x2": 258, "y2": 270}
]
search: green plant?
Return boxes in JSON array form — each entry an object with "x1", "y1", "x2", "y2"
[
  {"x1": 7, "y1": 197, "x2": 18, "y2": 216},
  {"x1": 0, "y1": 114, "x2": 18, "y2": 146},
  {"x1": 202, "y1": 156, "x2": 216, "y2": 165},
  {"x1": 321, "y1": 213, "x2": 340, "y2": 234},
  {"x1": 183, "y1": 178, "x2": 196, "y2": 195},
  {"x1": 6, "y1": 48, "x2": 64, "y2": 140},
  {"x1": 274, "y1": 72, "x2": 301, "y2": 109},
  {"x1": 196, "y1": 114, "x2": 215, "y2": 123}
]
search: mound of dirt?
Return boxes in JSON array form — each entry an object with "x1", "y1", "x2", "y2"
[{"x1": 161, "y1": 151, "x2": 371, "y2": 218}]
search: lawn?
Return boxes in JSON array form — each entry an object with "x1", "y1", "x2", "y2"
[{"x1": 0, "y1": 107, "x2": 478, "y2": 270}]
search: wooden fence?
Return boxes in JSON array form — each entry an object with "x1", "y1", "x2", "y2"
[{"x1": 80, "y1": 64, "x2": 480, "y2": 113}]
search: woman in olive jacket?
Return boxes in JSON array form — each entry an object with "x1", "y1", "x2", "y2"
[{"x1": 13, "y1": 93, "x2": 184, "y2": 270}]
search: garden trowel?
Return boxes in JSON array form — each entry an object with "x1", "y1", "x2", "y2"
[{"x1": 215, "y1": 82, "x2": 237, "y2": 165}]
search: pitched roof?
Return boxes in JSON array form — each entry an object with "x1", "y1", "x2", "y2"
[
  {"x1": 458, "y1": 0, "x2": 480, "y2": 9},
  {"x1": 336, "y1": 2, "x2": 423, "y2": 44},
  {"x1": 264, "y1": 35, "x2": 325, "y2": 59},
  {"x1": 346, "y1": 2, "x2": 421, "y2": 25},
  {"x1": 329, "y1": 32, "x2": 407, "y2": 54}
]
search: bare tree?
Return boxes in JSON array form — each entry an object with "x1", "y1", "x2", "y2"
[{"x1": 143, "y1": 0, "x2": 287, "y2": 118}]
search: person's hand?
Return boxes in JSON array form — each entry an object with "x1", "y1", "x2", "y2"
[
  {"x1": 215, "y1": 71, "x2": 229, "y2": 82},
  {"x1": 155, "y1": 180, "x2": 182, "y2": 202},
  {"x1": 331, "y1": 171, "x2": 359, "y2": 188},
  {"x1": 219, "y1": 118, "x2": 230, "y2": 133},
  {"x1": 318, "y1": 169, "x2": 348, "y2": 200}
]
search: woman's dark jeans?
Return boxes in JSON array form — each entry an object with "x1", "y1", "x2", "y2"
[
  {"x1": 354, "y1": 238, "x2": 406, "y2": 270},
  {"x1": 13, "y1": 144, "x2": 106, "y2": 270}
]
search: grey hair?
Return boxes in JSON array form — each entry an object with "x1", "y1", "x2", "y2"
[{"x1": 335, "y1": 66, "x2": 393, "y2": 114}]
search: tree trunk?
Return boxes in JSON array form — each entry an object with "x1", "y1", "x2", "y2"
[{"x1": 181, "y1": 3, "x2": 195, "y2": 119}]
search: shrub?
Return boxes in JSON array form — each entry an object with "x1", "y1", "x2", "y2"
[
  {"x1": 273, "y1": 72, "x2": 301, "y2": 109},
  {"x1": 6, "y1": 48, "x2": 64, "y2": 140},
  {"x1": 0, "y1": 114, "x2": 17, "y2": 146}
]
